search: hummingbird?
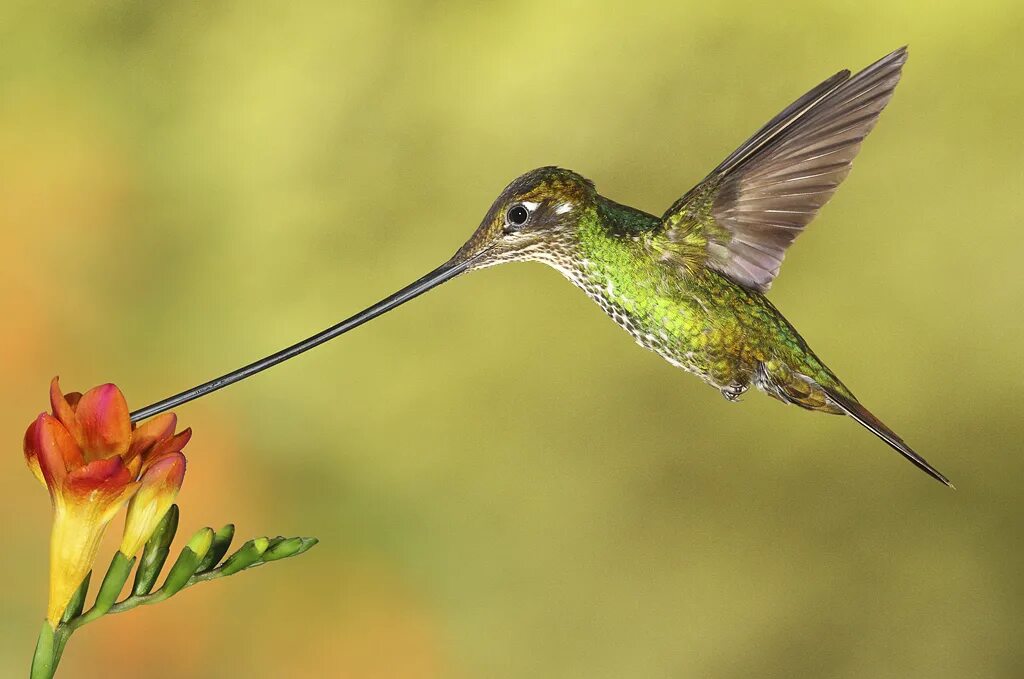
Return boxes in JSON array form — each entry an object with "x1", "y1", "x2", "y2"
[{"x1": 130, "y1": 46, "x2": 951, "y2": 486}]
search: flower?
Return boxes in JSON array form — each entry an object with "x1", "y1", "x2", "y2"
[
  {"x1": 23, "y1": 378, "x2": 190, "y2": 627},
  {"x1": 120, "y1": 452, "x2": 186, "y2": 557}
]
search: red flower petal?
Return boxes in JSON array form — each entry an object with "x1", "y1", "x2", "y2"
[
  {"x1": 74, "y1": 384, "x2": 132, "y2": 461},
  {"x1": 140, "y1": 451, "x2": 187, "y2": 492},
  {"x1": 23, "y1": 417, "x2": 47, "y2": 487},
  {"x1": 33, "y1": 413, "x2": 85, "y2": 495},
  {"x1": 126, "y1": 412, "x2": 177, "y2": 466},
  {"x1": 144, "y1": 427, "x2": 192, "y2": 468},
  {"x1": 49, "y1": 377, "x2": 85, "y2": 450},
  {"x1": 64, "y1": 457, "x2": 135, "y2": 500}
]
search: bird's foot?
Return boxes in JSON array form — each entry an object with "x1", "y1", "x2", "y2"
[{"x1": 720, "y1": 383, "x2": 748, "y2": 402}]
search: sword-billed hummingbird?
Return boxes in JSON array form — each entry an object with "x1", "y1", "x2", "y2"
[{"x1": 131, "y1": 47, "x2": 951, "y2": 486}]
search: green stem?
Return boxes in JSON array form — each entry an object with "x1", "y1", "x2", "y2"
[
  {"x1": 59, "y1": 558, "x2": 267, "y2": 635},
  {"x1": 50, "y1": 627, "x2": 71, "y2": 673}
]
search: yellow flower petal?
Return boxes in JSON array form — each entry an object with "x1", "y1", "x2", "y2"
[{"x1": 46, "y1": 474, "x2": 139, "y2": 626}]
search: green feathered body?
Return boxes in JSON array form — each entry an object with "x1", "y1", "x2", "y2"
[{"x1": 545, "y1": 198, "x2": 849, "y2": 412}]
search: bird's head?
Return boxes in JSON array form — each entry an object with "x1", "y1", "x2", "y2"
[{"x1": 453, "y1": 166, "x2": 596, "y2": 270}]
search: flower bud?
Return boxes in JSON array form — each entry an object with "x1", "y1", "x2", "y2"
[
  {"x1": 159, "y1": 527, "x2": 214, "y2": 599},
  {"x1": 120, "y1": 453, "x2": 186, "y2": 557},
  {"x1": 133, "y1": 504, "x2": 179, "y2": 596},
  {"x1": 219, "y1": 537, "x2": 270, "y2": 576},
  {"x1": 197, "y1": 523, "x2": 235, "y2": 573}
]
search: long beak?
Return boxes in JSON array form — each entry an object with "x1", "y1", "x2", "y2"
[{"x1": 129, "y1": 252, "x2": 481, "y2": 423}]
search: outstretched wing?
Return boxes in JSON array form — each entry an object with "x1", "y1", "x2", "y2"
[{"x1": 660, "y1": 47, "x2": 908, "y2": 292}]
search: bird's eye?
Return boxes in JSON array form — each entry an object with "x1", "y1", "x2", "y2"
[{"x1": 505, "y1": 204, "x2": 530, "y2": 229}]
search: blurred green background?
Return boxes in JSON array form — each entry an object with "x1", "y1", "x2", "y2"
[{"x1": 2, "y1": 1, "x2": 1022, "y2": 677}]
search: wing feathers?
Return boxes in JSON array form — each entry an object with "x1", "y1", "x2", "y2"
[
  {"x1": 663, "y1": 47, "x2": 908, "y2": 291},
  {"x1": 712, "y1": 69, "x2": 852, "y2": 176}
]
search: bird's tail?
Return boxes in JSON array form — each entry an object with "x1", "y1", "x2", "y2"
[{"x1": 821, "y1": 385, "x2": 953, "y2": 488}]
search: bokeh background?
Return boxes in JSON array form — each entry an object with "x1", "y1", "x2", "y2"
[{"x1": 2, "y1": 1, "x2": 1022, "y2": 677}]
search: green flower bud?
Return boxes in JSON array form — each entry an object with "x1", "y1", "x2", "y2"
[
  {"x1": 83, "y1": 552, "x2": 135, "y2": 621},
  {"x1": 196, "y1": 523, "x2": 235, "y2": 573},
  {"x1": 262, "y1": 537, "x2": 305, "y2": 562},
  {"x1": 133, "y1": 504, "x2": 179, "y2": 596},
  {"x1": 218, "y1": 537, "x2": 269, "y2": 576},
  {"x1": 158, "y1": 527, "x2": 214, "y2": 599}
]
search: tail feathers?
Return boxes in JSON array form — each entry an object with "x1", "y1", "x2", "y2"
[{"x1": 823, "y1": 386, "x2": 953, "y2": 488}]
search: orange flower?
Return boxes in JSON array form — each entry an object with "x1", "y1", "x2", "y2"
[{"x1": 23, "y1": 378, "x2": 190, "y2": 627}]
